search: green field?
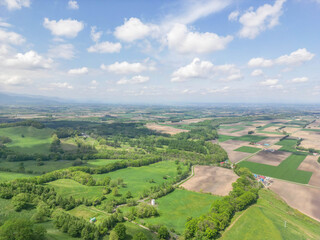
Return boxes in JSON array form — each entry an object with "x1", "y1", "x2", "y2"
[
  {"x1": 92, "y1": 161, "x2": 187, "y2": 198},
  {"x1": 0, "y1": 159, "x2": 78, "y2": 174},
  {"x1": 0, "y1": 171, "x2": 34, "y2": 182},
  {"x1": 218, "y1": 134, "x2": 267, "y2": 143},
  {"x1": 87, "y1": 159, "x2": 123, "y2": 166},
  {"x1": 138, "y1": 189, "x2": 220, "y2": 234},
  {"x1": 0, "y1": 126, "x2": 53, "y2": 154},
  {"x1": 302, "y1": 129, "x2": 320, "y2": 132},
  {"x1": 218, "y1": 135, "x2": 235, "y2": 142},
  {"x1": 219, "y1": 125, "x2": 246, "y2": 133},
  {"x1": 68, "y1": 205, "x2": 109, "y2": 222},
  {"x1": 123, "y1": 222, "x2": 157, "y2": 240},
  {"x1": 238, "y1": 153, "x2": 312, "y2": 184},
  {"x1": 47, "y1": 179, "x2": 105, "y2": 201},
  {"x1": 234, "y1": 146, "x2": 261, "y2": 153},
  {"x1": 221, "y1": 189, "x2": 320, "y2": 240},
  {"x1": 275, "y1": 139, "x2": 298, "y2": 152}
]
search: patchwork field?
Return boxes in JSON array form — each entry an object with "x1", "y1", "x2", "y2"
[
  {"x1": 246, "y1": 150, "x2": 291, "y2": 166},
  {"x1": 0, "y1": 126, "x2": 54, "y2": 154},
  {"x1": 234, "y1": 146, "x2": 261, "y2": 153},
  {"x1": 139, "y1": 189, "x2": 220, "y2": 234},
  {"x1": 221, "y1": 189, "x2": 320, "y2": 240},
  {"x1": 238, "y1": 153, "x2": 312, "y2": 184},
  {"x1": 181, "y1": 166, "x2": 239, "y2": 196},
  {"x1": 92, "y1": 161, "x2": 187, "y2": 198},
  {"x1": 145, "y1": 123, "x2": 188, "y2": 135},
  {"x1": 275, "y1": 139, "x2": 299, "y2": 152},
  {"x1": 219, "y1": 140, "x2": 252, "y2": 163},
  {"x1": 270, "y1": 179, "x2": 320, "y2": 222},
  {"x1": 292, "y1": 130, "x2": 320, "y2": 150},
  {"x1": 298, "y1": 155, "x2": 320, "y2": 187}
]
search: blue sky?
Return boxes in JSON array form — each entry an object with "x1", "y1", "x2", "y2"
[{"x1": 0, "y1": 0, "x2": 319, "y2": 104}]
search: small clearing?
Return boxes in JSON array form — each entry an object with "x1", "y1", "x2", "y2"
[{"x1": 145, "y1": 123, "x2": 188, "y2": 135}]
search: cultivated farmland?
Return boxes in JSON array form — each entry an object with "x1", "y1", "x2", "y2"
[
  {"x1": 181, "y1": 166, "x2": 239, "y2": 196},
  {"x1": 238, "y1": 153, "x2": 312, "y2": 184}
]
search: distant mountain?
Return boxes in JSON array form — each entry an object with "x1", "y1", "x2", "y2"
[{"x1": 0, "y1": 92, "x2": 70, "y2": 105}]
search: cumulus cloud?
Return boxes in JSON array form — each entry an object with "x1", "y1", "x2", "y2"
[
  {"x1": 171, "y1": 58, "x2": 241, "y2": 82},
  {"x1": 0, "y1": 19, "x2": 11, "y2": 28},
  {"x1": 68, "y1": 67, "x2": 88, "y2": 75},
  {"x1": 43, "y1": 18, "x2": 84, "y2": 38},
  {"x1": 90, "y1": 26, "x2": 102, "y2": 42},
  {"x1": 228, "y1": 11, "x2": 239, "y2": 21},
  {"x1": 117, "y1": 75, "x2": 150, "y2": 85},
  {"x1": 0, "y1": 0, "x2": 30, "y2": 10},
  {"x1": 238, "y1": 0, "x2": 286, "y2": 39},
  {"x1": 0, "y1": 74, "x2": 32, "y2": 85},
  {"x1": 248, "y1": 58, "x2": 273, "y2": 68},
  {"x1": 101, "y1": 61, "x2": 154, "y2": 74},
  {"x1": 114, "y1": 17, "x2": 158, "y2": 42},
  {"x1": 251, "y1": 69, "x2": 263, "y2": 76},
  {"x1": 248, "y1": 48, "x2": 315, "y2": 67},
  {"x1": 87, "y1": 41, "x2": 121, "y2": 53},
  {"x1": 291, "y1": 77, "x2": 308, "y2": 83},
  {"x1": 260, "y1": 78, "x2": 279, "y2": 86},
  {"x1": 48, "y1": 44, "x2": 75, "y2": 59},
  {"x1": 52, "y1": 82, "x2": 73, "y2": 89},
  {"x1": 68, "y1": 0, "x2": 79, "y2": 10},
  {"x1": 275, "y1": 48, "x2": 315, "y2": 65},
  {"x1": 0, "y1": 29, "x2": 25, "y2": 45},
  {"x1": 3, "y1": 50, "x2": 53, "y2": 69},
  {"x1": 167, "y1": 24, "x2": 233, "y2": 54}
]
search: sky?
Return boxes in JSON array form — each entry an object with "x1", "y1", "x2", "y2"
[{"x1": 0, "y1": 0, "x2": 319, "y2": 104}]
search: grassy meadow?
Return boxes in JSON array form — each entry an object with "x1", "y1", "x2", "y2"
[
  {"x1": 221, "y1": 189, "x2": 320, "y2": 240},
  {"x1": 92, "y1": 161, "x2": 187, "y2": 198},
  {"x1": 0, "y1": 126, "x2": 53, "y2": 154},
  {"x1": 47, "y1": 179, "x2": 105, "y2": 201},
  {"x1": 139, "y1": 189, "x2": 220, "y2": 234}
]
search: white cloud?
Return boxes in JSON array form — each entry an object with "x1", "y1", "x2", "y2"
[
  {"x1": 260, "y1": 78, "x2": 279, "y2": 86},
  {"x1": 87, "y1": 41, "x2": 121, "y2": 53},
  {"x1": 1, "y1": 0, "x2": 30, "y2": 10},
  {"x1": 238, "y1": 0, "x2": 286, "y2": 39},
  {"x1": 68, "y1": 0, "x2": 79, "y2": 10},
  {"x1": 101, "y1": 61, "x2": 154, "y2": 74},
  {"x1": 228, "y1": 11, "x2": 239, "y2": 21},
  {"x1": 171, "y1": 58, "x2": 241, "y2": 82},
  {"x1": 0, "y1": 74, "x2": 32, "y2": 85},
  {"x1": 0, "y1": 29, "x2": 25, "y2": 45},
  {"x1": 207, "y1": 86, "x2": 230, "y2": 93},
  {"x1": 48, "y1": 44, "x2": 75, "y2": 59},
  {"x1": 248, "y1": 48, "x2": 314, "y2": 67},
  {"x1": 167, "y1": 0, "x2": 231, "y2": 25},
  {"x1": 114, "y1": 17, "x2": 157, "y2": 42},
  {"x1": 291, "y1": 77, "x2": 308, "y2": 83},
  {"x1": 0, "y1": 19, "x2": 11, "y2": 28},
  {"x1": 3, "y1": 50, "x2": 53, "y2": 69},
  {"x1": 43, "y1": 18, "x2": 84, "y2": 38},
  {"x1": 251, "y1": 69, "x2": 263, "y2": 76},
  {"x1": 90, "y1": 26, "x2": 102, "y2": 42},
  {"x1": 117, "y1": 75, "x2": 150, "y2": 85},
  {"x1": 167, "y1": 24, "x2": 233, "y2": 54},
  {"x1": 52, "y1": 82, "x2": 73, "y2": 89},
  {"x1": 275, "y1": 48, "x2": 315, "y2": 65},
  {"x1": 68, "y1": 67, "x2": 88, "y2": 75}
]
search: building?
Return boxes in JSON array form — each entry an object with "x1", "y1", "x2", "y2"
[{"x1": 151, "y1": 199, "x2": 156, "y2": 206}]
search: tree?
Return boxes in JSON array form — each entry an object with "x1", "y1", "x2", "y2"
[
  {"x1": 0, "y1": 218, "x2": 46, "y2": 240},
  {"x1": 126, "y1": 191, "x2": 132, "y2": 199},
  {"x1": 158, "y1": 226, "x2": 169, "y2": 240},
  {"x1": 114, "y1": 223, "x2": 126, "y2": 240},
  {"x1": 109, "y1": 230, "x2": 119, "y2": 240},
  {"x1": 112, "y1": 187, "x2": 119, "y2": 196},
  {"x1": 133, "y1": 232, "x2": 147, "y2": 240}
]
